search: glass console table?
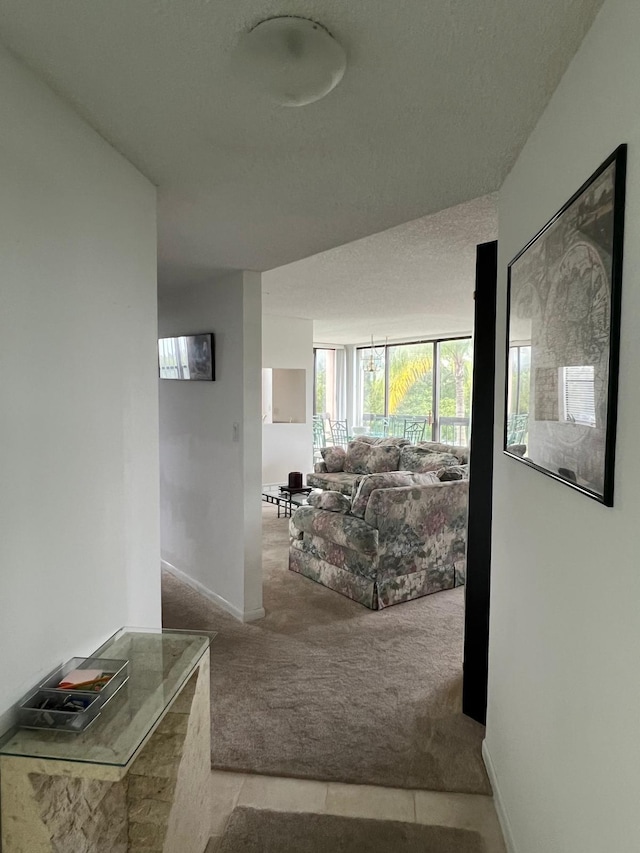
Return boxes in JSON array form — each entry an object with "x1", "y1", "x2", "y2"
[{"x1": 0, "y1": 627, "x2": 214, "y2": 853}]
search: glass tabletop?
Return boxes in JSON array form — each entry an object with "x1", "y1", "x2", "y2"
[
  {"x1": 0, "y1": 627, "x2": 212, "y2": 767},
  {"x1": 262, "y1": 484, "x2": 310, "y2": 506}
]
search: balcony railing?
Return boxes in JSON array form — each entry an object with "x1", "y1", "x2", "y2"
[
  {"x1": 358, "y1": 414, "x2": 470, "y2": 446},
  {"x1": 438, "y1": 417, "x2": 470, "y2": 447}
]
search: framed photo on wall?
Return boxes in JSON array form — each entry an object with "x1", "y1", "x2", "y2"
[
  {"x1": 158, "y1": 333, "x2": 215, "y2": 381},
  {"x1": 504, "y1": 145, "x2": 627, "y2": 506}
]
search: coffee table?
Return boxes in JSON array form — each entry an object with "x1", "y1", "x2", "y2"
[{"x1": 262, "y1": 484, "x2": 313, "y2": 518}]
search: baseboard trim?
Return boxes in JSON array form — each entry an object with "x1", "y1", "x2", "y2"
[
  {"x1": 482, "y1": 740, "x2": 517, "y2": 853},
  {"x1": 242, "y1": 606, "x2": 267, "y2": 622},
  {"x1": 161, "y1": 560, "x2": 265, "y2": 623}
]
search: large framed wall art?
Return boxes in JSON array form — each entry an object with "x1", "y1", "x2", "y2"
[{"x1": 504, "y1": 145, "x2": 627, "y2": 506}]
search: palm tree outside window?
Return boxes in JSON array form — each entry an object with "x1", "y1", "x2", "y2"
[{"x1": 356, "y1": 337, "x2": 473, "y2": 445}]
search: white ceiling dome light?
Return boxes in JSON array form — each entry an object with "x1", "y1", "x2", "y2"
[{"x1": 233, "y1": 16, "x2": 347, "y2": 107}]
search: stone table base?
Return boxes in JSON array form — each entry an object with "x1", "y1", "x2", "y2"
[{"x1": 1, "y1": 651, "x2": 211, "y2": 853}]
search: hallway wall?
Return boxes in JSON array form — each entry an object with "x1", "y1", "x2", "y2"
[
  {"x1": 0, "y1": 44, "x2": 160, "y2": 729},
  {"x1": 159, "y1": 273, "x2": 264, "y2": 621},
  {"x1": 262, "y1": 315, "x2": 313, "y2": 484},
  {"x1": 487, "y1": 0, "x2": 640, "y2": 851}
]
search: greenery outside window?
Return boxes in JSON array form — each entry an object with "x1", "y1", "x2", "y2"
[
  {"x1": 506, "y1": 344, "x2": 531, "y2": 446},
  {"x1": 356, "y1": 337, "x2": 473, "y2": 445},
  {"x1": 313, "y1": 348, "x2": 337, "y2": 419},
  {"x1": 508, "y1": 345, "x2": 531, "y2": 416}
]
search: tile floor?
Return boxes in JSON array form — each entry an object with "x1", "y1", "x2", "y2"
[{"x1": 206, "y1": 770, "x2": 506, "y2": 852}]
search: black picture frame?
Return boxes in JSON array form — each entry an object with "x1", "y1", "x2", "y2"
[
  {"x1": 503, "y1": 145, "x2": 626, "y2": 506},
  {"x1": 158, "y1": 333, "x2": 215, "y2": 381}
]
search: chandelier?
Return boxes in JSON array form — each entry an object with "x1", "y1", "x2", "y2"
[{"x1": 362, "y1": 335, "x2": 387, "y2": 374}]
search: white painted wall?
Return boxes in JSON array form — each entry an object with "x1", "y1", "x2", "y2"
[
  {"x1": 270, "y1": 369, "x2": 306, "y2": 423},
  {"x1": 486, "y1": 1, "x2": 640, "y2": 851},
  {"x1": 0, "y1": 45, "x2": 160, "y2": 729},
  {"x1": 262, "y1": 315, "x2": 313, "y2": 484},
  {"x1": 159, "y1": 273, "x2": 264, "y2": 621}
]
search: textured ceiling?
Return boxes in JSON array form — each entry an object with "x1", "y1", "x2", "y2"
[
  {"x1": 0, "y1": 0, "x2": 603, "y2": 283},
  {"x1": 263, "y1": 194, "x2": 498, "y2": 344}
]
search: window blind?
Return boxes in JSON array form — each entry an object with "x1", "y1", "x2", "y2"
[{"x1": 562, "y1": 365, "x2": 596, "y2": 427}]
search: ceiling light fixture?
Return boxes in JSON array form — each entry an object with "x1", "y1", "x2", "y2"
[{"x1": 233, "y1": 16, "x2": 347, "y2": 107}]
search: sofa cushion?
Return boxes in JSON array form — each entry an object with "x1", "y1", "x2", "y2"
[
  {"x1": 363, "y1": 480, "x2": 468, "y2": 548},
  {"x1": 320, "y1": 445, "x2": 346, "y2": 473},
  {"x1": 301, "y1": 534, "x2": 377, "y2": 580},
  {"x1": 307, "y1": 489, "x2": 351, "y2": 513},
  {"x1": 506, "y1": 444, "x2": 527, "y2": 457},
  {"x1": 450, "y1": 445, "x2": 469, "y2": 465},
  {"x1": 343, "y1": 441, "x2": 401, "y2": 475},
  {"x1": 306, "y1": 471, "x2": 362, "y2": 496},
  {"x1": 354, "y1": 435, "x2": 410, "y2": 447},
  {"x1": 418, "y1": 442, "x2": 469, "y2": 464},
  {"x1": 292, "y1": 506, "x2": 378, "y2": 555},
  {"x1": 399, "y1": 445, "x2": 460, "y2": 473},
  {"x1": 437, "y1": 464, "x2": 469, "y2": 481},
  {"x1": 351, "y1": 471, "x2": 440, "y2": 518}
]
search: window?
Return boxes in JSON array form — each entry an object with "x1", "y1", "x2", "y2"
[
  {"x1": 313, "y1": 348, "x2": 337, "y2": 419},
  {"x1": 388, "y1": 342, "x2": 434, "y2": 419},
  {"x1": 508, "y1": 345, "x2": 531, "y2": 416},
  {"x1": 560, "y1": 365, "x2": 596, "y2": 427},
  {"x1": 437, "y1": 338, "x2": 473, "y2": 446},
  {"x1": 356, "y1": 336, "x2": 472, "y2": 445},
  {"x1": 159, "y1": 336, "x2": 190, "y2": 379},
  {"x1": 506, "y1": 344, "x2": 531, "y2": 446}
]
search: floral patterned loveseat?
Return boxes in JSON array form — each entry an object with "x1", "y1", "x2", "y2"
[{"x1": 289, "y1": 456, "x2": 469, "y2": 610}]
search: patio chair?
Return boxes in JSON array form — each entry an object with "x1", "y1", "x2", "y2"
[
  {"x1": 403, "y1": 420, "x2": 427, "y2": 443},
  {"x1": 328, "y1": 418, "x2": 349, "y2": 448},
  {"x1": 506, "y1": 413, "x2": 529, "y2": 445},
  {"x1": 313, "y1": 416, "x2": 326, "y2": 461}
]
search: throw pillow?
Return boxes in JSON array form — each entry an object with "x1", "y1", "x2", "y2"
[
  {"x1": 320, "y1": 445, "x2": 347, "y2": 473},
  {"x1": 343, "y1": 441, "x2": 401, "y2": 475},
  {"x1": 307, "y1": 489, "x2": 351, "y2": 513},
  {"x1": 399, "y1": 445, "x2": 459, "y2": 473},
  {"x1": 437, "y1": 464, "x2": 469, "y2": 481},
  {"x1": 351, "y1": 471, "x2": 439, "y2": 518}
]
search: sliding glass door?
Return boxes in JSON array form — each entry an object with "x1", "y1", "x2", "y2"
[
  {"x1": 358, "y1": 347, "x2": 386, "y2": 433},
  {"x1": 387, "y1": 342, "x2": 434, "y2": 440},
  {"x1": 436, "y1": 338, "x2": 473, "y2": 445},
  {"x1": 313, "y1": 348, "x2": 337, "y2": 419},
  {"x1": 356, "y1": 336, "x2": 473, "y2": 445}
]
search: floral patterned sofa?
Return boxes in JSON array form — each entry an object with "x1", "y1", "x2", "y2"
[
  {"x1": 290, "y1": 443, "x2": 469, "y2": 610},
  {"x1": 307, "y1": 436, "x2": 469, "y2": 496}
]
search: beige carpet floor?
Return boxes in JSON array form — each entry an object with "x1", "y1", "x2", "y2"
[
  {"x1": 215, "y1": 808, "x2": 485, "y2": 853},
  {"x1": 162, "y1": 505, "x2": 490, "y2": 794}
]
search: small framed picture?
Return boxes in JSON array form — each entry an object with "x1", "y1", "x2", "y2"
[{"x1": 158, "y1": 333, "x2": 215, "y2": 381}]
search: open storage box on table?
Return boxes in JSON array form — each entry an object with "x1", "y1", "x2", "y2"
[{"x1": 17, "y1": 657, "x2": 129, "y2": 733}]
